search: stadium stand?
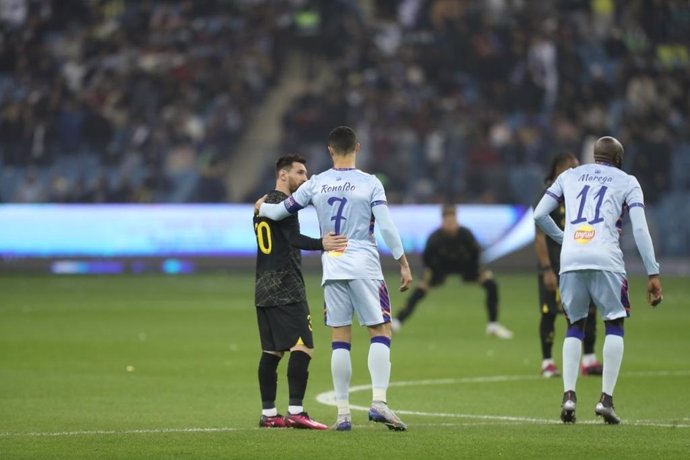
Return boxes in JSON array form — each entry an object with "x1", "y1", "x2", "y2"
[{"x1": 1, "y1": 1, "x2": 689, "y2": 259}]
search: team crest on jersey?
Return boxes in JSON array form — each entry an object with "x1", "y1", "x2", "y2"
[{"x1": 574, "y1": 224, "x2": 595, "y2": 244}]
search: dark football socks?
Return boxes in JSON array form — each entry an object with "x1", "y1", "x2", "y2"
[
  {"x1": 287, "y1": 350, "x2": 311, "y2": 407},
  {"x1": 258, "y1": 352, "x2": 282, "y2": 409}
]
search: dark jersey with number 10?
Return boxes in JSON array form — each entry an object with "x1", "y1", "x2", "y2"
[{"x1": 254, "y1": 190, "x2": 323, "y2": 307}]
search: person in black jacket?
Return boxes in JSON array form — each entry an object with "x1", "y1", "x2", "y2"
[
  {"x1": 392, "y1": 204, "x2": 513, "y2": 339},
  {"x1": 254, "y1": 154, "x2": 347, "y2": 429}
]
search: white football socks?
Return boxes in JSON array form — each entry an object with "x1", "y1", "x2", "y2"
[
  {"x1": 602, "y1": 334, "x2": 624, "y2": 396},
  {"x1": 331, "y1": 347, "x2": 352, "y2": 415},
  {"x1": 368, "y1": 341, "x2": 391, "y2": 403},
  {"x1": 288, "y1": 405, "x2": 303, "y2": 415},
  {"x1": 562, "y1": 337, "x2": 583, "y2": 392}
]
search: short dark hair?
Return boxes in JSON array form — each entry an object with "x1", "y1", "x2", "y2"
[
  {"x1": 546, "y1": 153, "x2": 578, "y2": 182},
  {"x1": 328, "y1": 126, "x2": 357, "y2": 154},
  {"x1": 593, "y1": 136, "x2": 624, "y2": 168},
  {"x1": 275, "y1": 154, "x2": 306, "y2": 175}
]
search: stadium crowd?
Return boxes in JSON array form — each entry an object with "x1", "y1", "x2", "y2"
[
  {"x1": 1, "y1": 0, "x2": 296, "y2": 203},
  {"x1": 2, "y1": 1, "x2": 689, "y2": 225},
  {"x1": 278, "y1": 0, "x2": 690, "y2": 207}
]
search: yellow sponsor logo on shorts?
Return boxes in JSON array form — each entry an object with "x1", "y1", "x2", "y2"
[
  {"x1": 573, "y1": 224, "x2": 595, "y2": 244},
  {"x1": 327, "y1": 249, "x2": 345, "y2": 257}
]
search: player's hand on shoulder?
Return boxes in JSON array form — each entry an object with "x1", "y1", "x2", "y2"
[
  {"x1": 647, "y1": 274, "x2": 663, "y2": 307},
  {"x1": 323, "y1": 232, "x2": 348, "y2": 251},
  {"x1": 254, "y1": 195, "x2": 267, "y2": 215}
]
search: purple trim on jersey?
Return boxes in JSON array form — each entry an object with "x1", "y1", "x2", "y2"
[
  {"x1": 284, "y1": 196, "x2": 304, "y2": 214},
  {"x1": 379, "y1": 282, "x2": 391, "y2": 322},
  {"x1": 332, "y1": 341, "x2": 351, "y2": 351},
  {"x1": 371, "y1": 200, "x2": 387, "y2": 207},
  {"x1": 605, "y1": 324, "x2": 625, "y2": 337},
  {"x1": 545, "y1": 190, "x2": 562, "y2": 201},
  {"x1": 628, "y1": 202, "x2": 645, "y2": 209},
  {"x1": 565, "y1": 326, "x2": 585, "y2": 340},
  {"x1": 369, "y1": 215, "x2": 375, "y2": 235},
  {"x1": 371, "y1": 336, "x2": 391, "y2": 347},
  {"x1": 332, "y1": 167, "x2": 356, "y2": 171}
]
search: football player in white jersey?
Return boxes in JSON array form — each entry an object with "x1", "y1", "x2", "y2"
[
  {"x1": 534, "y1": 136, "x2": 663, "y2": 425},
  {"x1": 256, "y1": 126, "x2": 412, "y2": 431}
]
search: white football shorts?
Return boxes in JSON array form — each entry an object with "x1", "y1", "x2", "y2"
[
  {"x1": 323, "y1": 279, "x2": 392, "y2": 327},
  {"x1": 559, "y1": 270, "x2": 630, "y2": 322}
]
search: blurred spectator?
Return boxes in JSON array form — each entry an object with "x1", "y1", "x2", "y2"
[
  {"x1": 0, "y1": 0, "x2": 304, "y2": 202},
  {"x1": 273, "y1": 0, "x2": 689, "y2": 207},
  {"x1": 192, "y1": 154, "x2": 229, "y2": 203},
  {"x1": 14, "y1": 170, "x2": 45, "y2": 202},
  {"x1": 1, "y1": 0, "x2": 689, "y2": 210}
]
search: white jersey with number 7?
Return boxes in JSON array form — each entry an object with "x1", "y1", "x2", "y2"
[{"x1": 283, "y1": 167, "x2": 390, "y2": 282}]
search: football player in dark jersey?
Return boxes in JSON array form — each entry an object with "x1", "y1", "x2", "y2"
[
  {"x1": 254, "y1": 154, "x2": 347, "y2": 429},
  {"x1": 535, "y1": 153, "x2": 602, "y2": 378},
  {"x1": 392, "y1": 204, "x2": 513, "y2": 339}
]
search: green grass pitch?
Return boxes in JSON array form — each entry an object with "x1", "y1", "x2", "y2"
[{"x1": 1, "y1": 270, "x2": 689, "y2": 459}]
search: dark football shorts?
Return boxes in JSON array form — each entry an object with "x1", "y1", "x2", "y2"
[
  {"x1": 423, "y1": 265, "x2": 480, "y2": 287},
  {"x1": 256, "y1": 301, "x2": 314, "y2": 352}
]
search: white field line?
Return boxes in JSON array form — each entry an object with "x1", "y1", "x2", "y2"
[
  {"x1": 315, "y1": 370, "x2": 690, "y2": 429},
  {"x1": 2, "y1": 371, "x2": 688, "y2": 438}
]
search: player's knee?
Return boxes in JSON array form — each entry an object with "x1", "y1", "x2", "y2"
[
  {"x1": 368, "y1": 322, "x2": 391, "y2": 338},
  {"x1": 263, "y1": 350, "x2": 284, "y2": 358},
  {"x1": 479, "y1": 269, "x2": 493, "y2": 283},
  {"x1": 565, "y1": 319, "x2": 586, "y2": 340},
  {"x1": 287, "y1": 349, "x2": 311, "y2": 381},
  {"x1": 290, "y1": 344, "x2": 313, "y2": 357},
  {"x1": 604, "y1": 319, "x2": 624, "y2": 337}
]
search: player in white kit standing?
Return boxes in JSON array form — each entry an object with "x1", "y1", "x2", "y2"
[
  {"x1": 257, "y1": 126, "x2": 413, "y2": 431},
  {"x1": 534, "y1": 136, "x2": 663, "y2": 424}
]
